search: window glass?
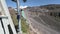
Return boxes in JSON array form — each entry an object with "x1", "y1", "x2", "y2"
[
  {"x1": 8, "y1": 25, "x2": 13, "y2": 34},
  {"x1": 0, "y1": 1, "x2": 5, "y2": 15}
]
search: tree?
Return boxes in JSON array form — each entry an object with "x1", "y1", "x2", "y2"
[
  {"x1": 12, "y1": 0, "x2": 27, "y2": 3},
  {"x1": 12, "y1": 0, "x2": 17, "y2": 2},
  {"x1": 23, "y1": 0, "x2": 27, "y2": 2}
]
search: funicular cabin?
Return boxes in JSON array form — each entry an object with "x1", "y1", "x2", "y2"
[{"x1": 0, "y1": 0, "x2": 17, "y2": 34}]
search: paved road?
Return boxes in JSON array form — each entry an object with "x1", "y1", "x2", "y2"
[{"x1": 24, "y1": 10, "x2": 60, "y2": 34}]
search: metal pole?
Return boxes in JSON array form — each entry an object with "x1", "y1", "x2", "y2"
[{"x1": 16, "y1": 0, "x2": 21, "y2": 32}]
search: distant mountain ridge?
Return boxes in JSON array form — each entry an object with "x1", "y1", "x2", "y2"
[
  {"x1": 26, "y1": 4, "x2": 60, "y2": 11},
  {"x1": 40, "y1": 4, "x2": 60, "y2": 10}
]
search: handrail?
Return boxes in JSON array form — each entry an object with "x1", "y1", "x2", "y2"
[{"x1": 0, "y1": 15, "x2": 8, "y2": 18}]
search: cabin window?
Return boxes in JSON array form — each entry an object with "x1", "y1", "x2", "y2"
[
  {"x1": 8, "y1": 25, "x2": 13, "y2": 34},
  {"x1": 0, "y1": 2, "x2": 6, "y2": 15},
  {"x1": 0, "y1": 18, "x2": 6, "y2": 34},
  {"x1": 50, "y1": 12, "x2": 52, "y2": 16},
  {"x1": 59, "y1": 13, "x2": 60, "y2": 17}
]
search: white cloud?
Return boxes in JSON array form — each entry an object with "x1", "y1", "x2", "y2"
[
  {"x1": 14, "y1": 6, "x2": 28, "y2": 11},
  {"x1": 20, "y1": 6, "x2": 28, "y2": 9}
]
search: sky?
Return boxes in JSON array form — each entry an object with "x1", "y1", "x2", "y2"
[{"x1": 6, "y1": 0, "x2": 60, "y2": 8}]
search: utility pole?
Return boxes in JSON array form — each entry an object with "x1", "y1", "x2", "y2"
[
  {"x1": 16, "y1": 0, "x2": 21, "y2": 32},
  {"x1": 12, "y1": 0, "x2": 21, "y2": 33},
  {"x1": 11, "y1": 0, "x2": 27, "y2": 33}
]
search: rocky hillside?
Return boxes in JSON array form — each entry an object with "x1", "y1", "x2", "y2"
[
  {"x1": 40, "y1": 4, "x2": 60, "y2": 10},
  {"x1": 8, "y1": 7, "x2": 18, "y2": 26},
  {"x1": 27, "y1": 4, "x2": 60, "y2": 10}
]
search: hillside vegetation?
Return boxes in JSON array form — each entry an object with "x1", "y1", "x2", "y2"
[{"x1": 8, "y1": 7, "x2": 29, "y2": 34}]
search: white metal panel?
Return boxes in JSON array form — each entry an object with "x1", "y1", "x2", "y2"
[
  {"x1": 2, "y1": 18, "x2": 9, "y2": 34},
  {"x1": 0, "y1": 0, "x2": 17, "y2": 34},
  {"x1": 0, "y1": 20, "x2": 4, "y2": 34}
]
